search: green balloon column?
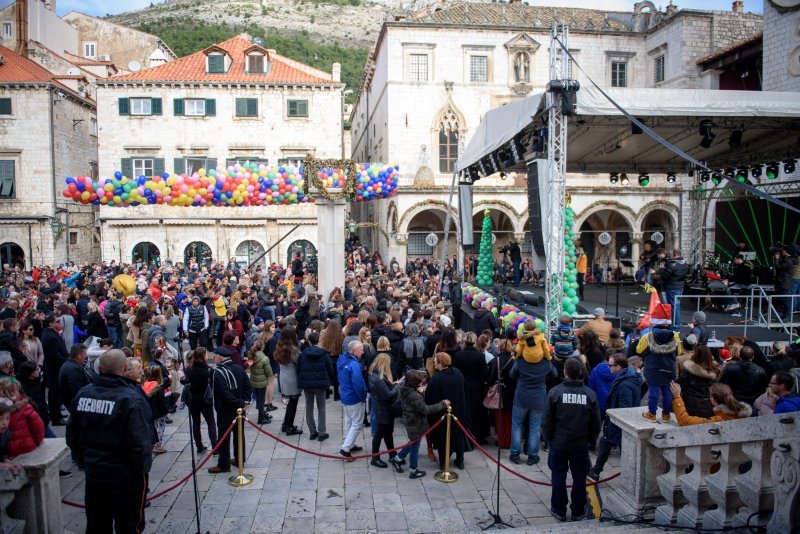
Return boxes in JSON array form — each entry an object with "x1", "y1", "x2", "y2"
[
  {"x1": 476, "y1": 209, "x2": 495, "y2": 287},
  {"x1": 562, "y1": 198, "x2": 579, "y2": 316}
]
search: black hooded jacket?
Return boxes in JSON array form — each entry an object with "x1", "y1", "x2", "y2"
[{"x1": 542, "y1": 379, "x2": 601, "y2": 453}]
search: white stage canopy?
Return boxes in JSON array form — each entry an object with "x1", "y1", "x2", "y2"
[{"x1": 455, "y1": 86, "x2": 800, "y2": 175}]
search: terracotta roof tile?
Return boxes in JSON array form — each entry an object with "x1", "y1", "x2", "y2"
[
  {"x1": 107, "y1": 36, "x2": 340, "y2": 85},
  {"x1": 697, "y1": 32, "x2": 762, "y2": 65},
  {"x1": 0, "y1": 45, "x2": 95, "y2": 105},
  {"x1": 410, "y1": 3, "x2": 630, "y2": 31}
]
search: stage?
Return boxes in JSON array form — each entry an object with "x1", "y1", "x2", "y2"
[{"x1": 459, "y1": 281, "x2": 797, "y2": 347}]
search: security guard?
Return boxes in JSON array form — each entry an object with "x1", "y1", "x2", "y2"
[{"x1": 66, "y1": 350, "x2": 153, "y2": 533}]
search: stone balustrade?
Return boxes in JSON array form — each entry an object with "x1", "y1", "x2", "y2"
[
  {"x1": 605, "y1": 407, "x2": 799, "y2": 533},
  {"x1": 1, "y1": 438, "x2": 69, "y2": 534}
]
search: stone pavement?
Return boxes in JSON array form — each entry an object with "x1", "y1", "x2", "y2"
[{"x1": 56, "y1": 395, "x2": 626, "y2": 534}]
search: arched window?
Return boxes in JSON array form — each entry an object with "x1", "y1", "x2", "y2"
[
  {"x1": 438, "y1": 108, "x2": 460, "y2": 173},
  {"x1": 0, "y1": 242, "x2": 24, "y2": 268},
  {"x1": 235, "y1": 240, "x2": 266, "y2": 267},
  {"x1": 287, "y1": 240, "x2": 317, "y2": 274},
  {"x1": 184, "y1": 242, "x2": 212, "y2": 266},
  {"x1": 132, "y1": 242, "x2": 160, "y2": 266}
]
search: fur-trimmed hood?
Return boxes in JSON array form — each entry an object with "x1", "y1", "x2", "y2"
[
  {"x1": 713, "y1": 401, "x2": 752, "y2": 419},
  {"x1": 683, "y1": 360, "x2": 718, "y2": 380}
]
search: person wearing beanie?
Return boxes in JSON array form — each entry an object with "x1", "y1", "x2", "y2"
[
  {"x1": 687, "y1": 311, "x2": 708, "y2": 346},
  {"x1": 636, "y1": 303, "x2": 681, "y2": 423},
  {"x1": 516, "y1": 320, "x2": 552, "y2": 364},
  {"x1": 676, "y1": 334, "x2": 697, "y2": 377}
]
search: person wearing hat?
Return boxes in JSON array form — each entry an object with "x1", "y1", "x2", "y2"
[
  {"x1": 686, "y1": 311, "x2": 708, "y2": 346},
  {"x1": 636, "y1": 303, "x2": 681, "y2": 423},
  {"x1": 182, "y1": 296, "x2": 209, "y2": 351},
  {"x1": 577, "y1": 308, "x2": 613, "y2": 346}
]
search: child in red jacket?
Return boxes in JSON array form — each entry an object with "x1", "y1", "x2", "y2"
[{"x1": 0, "y1": 377, "x2": 44, "y2": 457}]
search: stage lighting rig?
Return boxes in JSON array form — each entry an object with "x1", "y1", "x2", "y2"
[
  {"x1": 699, "y1": 120, "x2": 716, "y2": 149},
  {"x1": 638, "y1": 171, "x2": 650, "y2": 187},
  {"x1": 750, "y1": 164, "x2": 762, "y2": 179},
  {"x1": 546, "y1": 79, "x2": 580, "y2": 116},
  {"x1": 711, "y1": 170, "x2": 722, "y2": 185},
  {"x1": 700, "y1": 170, "x2": 710, "y2": 183},
  {"x1": 620, "y1": 173, "x2": 629, "y2": 186},
  {"x1": 766, "y1": 163, "x2": 780, "y2": 180},
  {"x1": 728, "y1": 129, "x2": 743, "y2": 149},
  {"x1": 609, "y1": 172, "x2": 619, "y2": 184},
  {"x1": 666, "y1": 171, "x2": 677, "y2": 183},
  {"x1": 734, "y1": 169, "x2": 748, "y2": 183},
  {"x1": 785, "y1": 160, "x2": 797, "y2": 174}
]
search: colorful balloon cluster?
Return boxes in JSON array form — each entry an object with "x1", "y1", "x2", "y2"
[
  {"x1": 353, "y1": 164, "x2": 399, "y2": 202},
  {"x1": 475, "y1": 211, "x2": 495, "y2": 286},
  {"x1": 462, "y1": 284, "x2": 498, "y2": 316},
  {"x1": 63, "y1": 163, "x2": 398, "y2": 207},
  {"x1": 562, "y1": 205, "x2": 580, "y2": 316}
]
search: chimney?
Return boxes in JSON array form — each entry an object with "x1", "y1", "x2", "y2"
[
  {"x1": 732, "y1": 1, "x2": 744, "y2": 13},
  {"x1": 332, "y1": 62, "x2": 341, "y2": 82},
  {"x1": 15, "y1": 0, "x2": 28, "y2": 57}
]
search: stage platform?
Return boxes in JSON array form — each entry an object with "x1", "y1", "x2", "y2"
[{"x1": 459, "y1": 282, "x2": 797, "y2": 346}]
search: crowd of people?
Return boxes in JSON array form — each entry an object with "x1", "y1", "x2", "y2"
[{"x1": 0, "y1": 236, "x2": 799, "y2": 530}]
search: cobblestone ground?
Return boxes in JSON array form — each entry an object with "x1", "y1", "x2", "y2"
[{"x1": 57, "y1": 395, "x2": 623, "y2": 533}]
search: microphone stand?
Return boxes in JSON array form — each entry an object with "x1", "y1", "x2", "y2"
[
  {"x1": 186, "y1": 403, "x2": 209, "y2": 534},
  {"x1": 482, "y1": 358, "x2": 513, "y2": 531}
]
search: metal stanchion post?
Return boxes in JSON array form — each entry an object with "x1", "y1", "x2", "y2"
[
  {"x1": 229, "y1": 408, "x2": 254, "y2": 487},
  {"x1": 434, "y1": 406, "x2": 459, "y2": 483}
]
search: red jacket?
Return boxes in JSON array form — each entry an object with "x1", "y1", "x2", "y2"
[{"x1": 7, "y1": 402, "x2": 45, "y2": 457}]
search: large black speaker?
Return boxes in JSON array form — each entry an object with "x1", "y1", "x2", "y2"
[
  {"x1": 459, "y1": 184, "x2": 474, "y2": 246},
  {"x1": 526, "y1": 159, "x2": 546, "y2": 256}
]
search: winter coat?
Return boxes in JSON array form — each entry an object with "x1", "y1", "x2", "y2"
[
  {"x1": 488, "y1": 352, "x2": 516, "y2": 410},
  {"x1": 577, "y1": 317, "x2": 613, "y2": 345},
  {"x1": 17, "y1": 337, "x2": 42, "y2": 368},
  {"x1": 658, "y1": 257, "x2": 689, "y2": 290},
  {"x1": 677, "y1": 360, "x2": 719, "y2": 418},
  {"x1": 147, "y1": 324, "x2": 166, "y2": 357},
  {"x1": 425, "y1": 366, "x2": 471, "y2": 451},
  {"x1": 58, "y1": 359, "x2": 93, "y2": 415},
  {"x1": 19, "y1": 376, "x2": 49, "y2": 426},
  {"x1": 509, "y1": 356, "x2": 551, "y2": 411},
  {"x1": 720, "y1": 360, "x2": 768, "y2": 407},
  {"x1": 637, "y1": 326, "x2": 681, "y2": 387},
  {"x1": 774, "y1": 393, "x2": 800, "y2": 414},
  {"x1": 296, "y1": 345, "x2": 334, "y2": 391},
  {"x1": 588, "y1": 362, "x2": 616, "y2": 413},
  {"x1": 59, "y1": 314, "x2": 76, "y2": 351},
  {"x1": 278, "y1": 355, "x2": 300, "y2": 397},
  {"x1": 337, "y1": 352, "x2": 367, "y2": 405},
  {"x1": 754, "y1": 393, "x2": 777, "y2": 416},
  {"x1": 7, "y1": 402, "x2": 45, "y2": 457},
  {"x1": 402, "y1": 336, "x2": 427, "y2": 371},
  {"x1": 774, "y1": 256, "x2": 796, "y2": 291},
  {"x1": 550, "y1": 324, "x2": 578, "y2": 358},
  {"x1": 249, "y1": 351, "x2": 274, "y2": 389},
  {"x1": 41, "y1": 326, "x2": 68, "y2": 388},
  {"x1": 86, "y1": 312, "x2": 109, "y2": 339},
  {"x1": 398, "y1": 385, "x2": 446, "y2": 439},
  {"x1": 671, "y1": 396, "x2": 752, "y2": 426},
  {"x1": 144, "y1": 381, "x2": 169, "y2": 420},
  {"x1": 182, "y1": 363, "x2": 213, "y2": 408},
  {"x1": 474, "y1": 308, "x2": 499, "y2": 334},
  {"x1": 515, "y1": 331, "x2": 551, "y2": 364},
  {"x1": 601, "y1": 367, "x2": 642, "y2": 445},
  {"x1": 212, "y1": 360, "x2": 253, "y2": 414},
  {"x1": 368, "y1": 370, "x2": 398, "y2": 425},
  {"x1": 542, "y1": 379, "x2": 601, "y2": 453}
]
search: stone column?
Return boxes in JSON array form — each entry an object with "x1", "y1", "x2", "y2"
[{"x1": 315, "y1": 197, "x2": 347, "y2": 297}]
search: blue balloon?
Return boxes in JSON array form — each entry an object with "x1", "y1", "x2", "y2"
[
  {"x1": 114, "y1": 171, "x2": 122, "y2": 179},
  {"x1": 147, "y1": 197, "x2": 156, "y2": 204},
  {"x1": 162, "y1": 172, "x2": 169, "y2": 179},
  {"x1": 77, "y1": 182, "x2": 85, "y2": 192},
  {"x1": 138, "y1": 176, "x2": 146, "y2": 185},
  {"x1": 66, "y1": 177, "x2": 75, "y2": 184}
]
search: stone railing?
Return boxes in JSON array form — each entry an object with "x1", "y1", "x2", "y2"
[
  {"x1": 605, "y1": 407, "x2": 799, "y2": 533},
  {"x1": 1, "y1": 438, "x2": 69, "y2": 534}
]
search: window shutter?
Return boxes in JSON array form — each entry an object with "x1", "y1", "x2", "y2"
[
  {"x1": 206, "y1": 158, "x2": 217, "y2": 171},
  {"x1": 235, "y1": 98, "x2": 247, "y2": 117},
  {"x1": 173, "y1": 98, "x2": 184, "y2": 116},
  {"x1": 247, "y1": 98, "x2": 258, "y2": 117},
  {"x1": 121, "y1": 158, "x2": 132, "y2": 178},
  {"x1": 300, "y1": 100, "x2": 308, "y2": 117},
  {"x1": 208, "y1": 54, "x2": 224, "y2": 73},
  {"x1": 0, "y1": 160, "x2": 15, "y2": 198},
  {"x1": 205, "y1": 99, "x2": 216, "y2": 116},
  {"x1": 118, "y1": 97, "x2": 130, "y2": 115},
  {"x1": 174, "y1": 158, "x2": 186, "y2": 175},
  {"x1": 0, "y1": 99, "x2": 11, "y2": 115},
  {"x1": 153, "y1": 159, "x2": 165, "y2": 177},
  {"x1": 151, "y1": 98, "x2": 162, "y2": 115}
]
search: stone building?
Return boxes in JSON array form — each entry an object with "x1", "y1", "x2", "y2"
[
  {"x1": 762, "y1": 0, "x2": 800, "y2": 92},
  {"x1": 0, "y1": 44, "x2": 98, "y2": 268},
  {"x1": 349, "y1": 0, "x2": 764, "y2": 270},
  {"x1": 95, "y1": 35, "x2": 344, "y2": 267}
]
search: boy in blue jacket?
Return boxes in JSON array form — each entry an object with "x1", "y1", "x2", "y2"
[{"x1": 338, "y1": 341, "x2": 367, "y2": 458}]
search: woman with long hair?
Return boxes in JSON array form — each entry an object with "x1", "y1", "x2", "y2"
[
  {"x1": 85, "y1": 301, "x2": 109, "y2": 339},
  {"x1": 163, "y1": 305, "x2": 181, "y2": 354},
  {"x1": 128, "y1": 306, "x2": 148, "y2": 356},
  {"x1": 669, "y1": 382, "x2": 752, "y2": 425},
  {"x1": 676, "y1": 345, "x2": 720, "y2": 418},
  {"x1": 453, "y1": 332, "x2": 490, "y2": 443},
  {"x1": 580, "y1": 330, "x2": 604, "y2": 371},
  {"x1": 17, "y1": 319, "x2": 43, "y2": 366},
  {"x1": 258, "y1": 320, "x2": 278, "y2": 412},
  {"x1": 274, "y1": 326, "x2": 302, "y2": 435},
  {"x1": 180, "y1": 348, "x2": 217, "y2": 453},
  {"x1": 320, "y1": 319, "x2": 345, "y2": 401},
  {"x1": 488, "y1": 338, "x2": 517, "y2": 449},
  {"x1": 425, "y1": 352, "x2": 470, "y2": 470},
  {"x1": 142, "y1": 365, "x2": 169, "y2": 454},
  {"x1": 367, "y1": 353, "x2": 399, "y2": 470}
]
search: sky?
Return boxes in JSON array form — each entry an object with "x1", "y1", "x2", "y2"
[{"x1": 0, "y1": 0, "x2": 765, "y2": 18}]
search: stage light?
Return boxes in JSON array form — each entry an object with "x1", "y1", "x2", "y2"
[
  {"x1": 751, "y1": 165, "x2": 762, "y2": 179},
  {"x1": 785, "y1": 160, "x2": 797, "y2": 174},
  {"x1": 700, "y1": 170, "x2": 710, "y2": 182},
  {"x1": 735, "y1": 168, "x2": 748, "y2": 183},
  {"x1": 687, "y1": 167, "x2": 695, "y2": 178},
  {"x1": 620, "y1": 173, "x2": 629, "y2": 186},
  {"x1": 699, "y1": 119, "x2": 716, "y2": 149},
  {"x1": 638, "y1": 172, "x2": 650, "y2": 187},
  {"x1": 711, "y1": 171, "x2": 722, "y2": 185},
  {"x1": 728, "y1": 129, "x2": 743, "y2": 149},
  {"x1": 766, "y1": 163, "x2": 780, "y2": 180},
  {"x1": 609, "y1": 172, "x2": 619, "y2": 184},
  {"x1": 666, "y1": 171, "x2": 677, "y2": 183}
]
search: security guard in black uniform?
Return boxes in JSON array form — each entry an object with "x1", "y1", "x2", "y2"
[{"x1": 67, "y1": 350, "x2": 153, "y2": 533}]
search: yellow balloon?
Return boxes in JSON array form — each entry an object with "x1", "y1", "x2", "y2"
[{"x1": 112, "y1": 274, "x2": 136, "y2": 297}]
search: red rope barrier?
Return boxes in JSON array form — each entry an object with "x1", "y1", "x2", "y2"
[
  {"x1": 246, "y1": 416, "x2": 445, "y2": 460},
  {"x1": 62, "y1": 419, "x2": 237, "y2": 509},
  {"x1": 452, "y1": 417, "x2": 620, "y2": 488}
]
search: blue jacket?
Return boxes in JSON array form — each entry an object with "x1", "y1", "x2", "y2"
[
  {"x1": 509, "y1": 357, "x2": 551, "y2": 411},
  {"x1": 637, "y1": 326, "x2": 680, "y2": 387},
  {"x1": 774, "y1": 393, "x2": 800, "y2": 414},
  {"x1": 297, "y1": 345, "x2": 335, "y2": 391},
  {"x1": 588, "y1": 363, "x2": 616, "y2": 413},
  {"x1": 602, "y1": 367, "x2": 643, "y2": 445},
  {"x1": 337, "y1": 352, "x2": 367, "y2": 405}
]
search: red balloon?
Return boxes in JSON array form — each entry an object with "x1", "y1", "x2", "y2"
[
  {"x1": 62, "y1": 189, "x2": 72, "y2": 197},
  {"x1": 72, "y1": 192, "x2": 81, "y2": 201}
]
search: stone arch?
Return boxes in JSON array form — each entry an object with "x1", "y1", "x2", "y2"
[
  {"x1": 636, "y1": 201, "x2": 679, "y2": 233},
  {"x1": 0, "y1": 239, "x2": 26, "y2": 269},
  {"x1": 130, "y1": 241, "x2": 162, "y2": 265},
  {"x1": 182, "y1": 240, "x2": 214, "y2": 265},
  {"x1": 473, "y1": 200, "x2": 524, "y2": 234},
  {"x1": 637, "y1": 201, "x2": 680, "y2": 251},
  {"x1": 575, "y1": 201, "x2": 637, "y2": 233},
  {"x1": 233, "y1": 238, "x2": 267, "y2": 267},
  {"x1": 398, "y1": 200, "x2": 459, "y2": 235}
]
